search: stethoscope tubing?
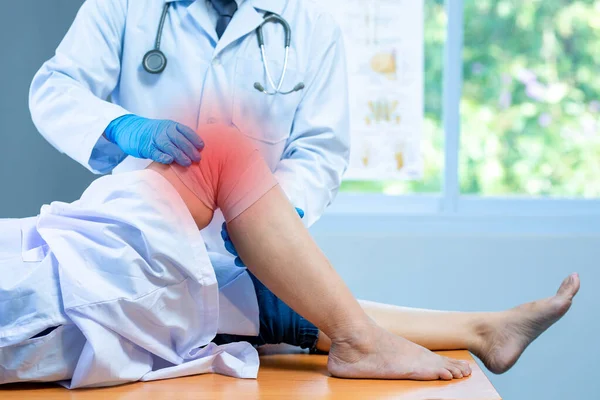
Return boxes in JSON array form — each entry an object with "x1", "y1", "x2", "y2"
[
  {"x1": 254, "y1": 13, "x2": 303, "y2": 95},
  {"x1": 143, "y1": 4, "x2": 304, "y2": 95},
  {"x1": 259, "y1": 45, "x2": 290, "y2": 93},
  {"x1": 155, "y1": 3, "x2": 170, "y2": 50}
]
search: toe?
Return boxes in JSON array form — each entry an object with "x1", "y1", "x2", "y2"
[
  {"x1": 444, "y1": 359, "x2": 463, "y2": 379},
  {"x1": 438, "y1": 368, "x2": 453, "y2": 380},
  {"x1": 457, "y1": 360, "x2": 472, "y2": 376},
  {"x1": 448, "y1": 365, "x2": 463, "y2": 379},
  {"x1": 557, "y1": 273, "x2": 580, "y2": 299}
]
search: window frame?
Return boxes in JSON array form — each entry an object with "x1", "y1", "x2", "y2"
[{"x1": 331, "y1": 0, "x2": 600, "y2": 219}]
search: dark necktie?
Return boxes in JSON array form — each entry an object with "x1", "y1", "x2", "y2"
[{"x1": 210, "y1": 0, "x2": 238, "y2": 39}]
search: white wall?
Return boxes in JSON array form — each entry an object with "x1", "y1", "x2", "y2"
[{"x1": 311, "y1": 213, "x2": 600, "y2": 400}]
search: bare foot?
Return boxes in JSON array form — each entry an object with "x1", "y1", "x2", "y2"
[
  {"x1": 472, "y1": 273, "x2": 580, "y2": 374},
  {"x1": 328, "y1": 323, "x2": 472, "y2": 380}
]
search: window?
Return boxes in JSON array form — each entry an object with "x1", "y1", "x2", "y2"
[
  {"x1": 461, "y1": 0, "x2": 600, "y2": 197},
  {"x1": 339, "y1": 0, "x2": 600, "y2": 205}
]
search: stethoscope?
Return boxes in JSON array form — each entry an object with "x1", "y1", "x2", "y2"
[{"x1": 143, "y1": 3, "x2": 305, "y2": 96}]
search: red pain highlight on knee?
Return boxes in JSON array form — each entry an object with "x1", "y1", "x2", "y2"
[{"x1": 171, "y1": 124, "x2": 278, "y2": 223}]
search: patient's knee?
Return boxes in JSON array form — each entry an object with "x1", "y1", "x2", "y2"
[
  {"x1": 199, "y1": 125, "x2": 262, "y2": 171},
  {"x1": 171, "y1": 124, "x2": 277, "y2": 223}
]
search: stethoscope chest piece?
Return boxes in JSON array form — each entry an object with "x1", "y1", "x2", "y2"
[
  {"x1": 143, "y1": 49, "x2": 168, "y2": 74},
  {"x1": 143, "y1": 3, "x2": 170, "y2": 74}
]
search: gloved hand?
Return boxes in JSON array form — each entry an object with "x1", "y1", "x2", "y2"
[
  {"x1": 222, "y1": 207, "x2": 305, "y2": 268},
  {"x1": 104, "y1": 114, "x2": 204, "y2": 166}
]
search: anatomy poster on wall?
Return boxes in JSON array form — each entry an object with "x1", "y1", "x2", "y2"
[{"x1": 322, "y1": 0, "x2": 424, "y2": 181}]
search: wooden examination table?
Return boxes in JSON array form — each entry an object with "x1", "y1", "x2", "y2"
[{"x1": 1, "y1": 346, "x2": 501, "y2": 399}]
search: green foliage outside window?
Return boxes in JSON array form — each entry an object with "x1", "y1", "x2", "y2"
[{"x1": 341, "y1": 0, "x2": 600, "y2": 197}]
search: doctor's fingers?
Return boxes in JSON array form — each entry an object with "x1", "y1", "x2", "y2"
[
  {"x1": 155, "y1": 134, "x2": 193, "y2": 167},
  {"x1": 148, "y1": 146, "x2": 174, "y2": 165},
  {"x1": 175, "y1": 123, "x2": 205, "y2": 152},
  {"x1": 166, "y1": 125, "x2": 202, "y2": 163}
]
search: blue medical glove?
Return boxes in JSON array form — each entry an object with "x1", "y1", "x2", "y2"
[
  {"x1": 222, "y1": 207, "x2": 305, "y2": 268},
  {"x1": 104, "y1": 114, "x2": 204, "y2": 166}
]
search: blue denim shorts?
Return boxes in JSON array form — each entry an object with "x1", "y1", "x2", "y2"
[{"x1": 213, "y1": 272, "x2": 320, "y2": 351}]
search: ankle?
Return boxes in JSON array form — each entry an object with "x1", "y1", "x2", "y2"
[
  {"x1": 327, "y1": 318, "x2": 379, "y2": 349},
  {"x1": 469, "y1": 313, "x2": 500, "y2": 353}
]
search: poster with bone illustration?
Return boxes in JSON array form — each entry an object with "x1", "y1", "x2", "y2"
[{"x1": 322, "y1": 0, "x2": 424, "y2": 180}]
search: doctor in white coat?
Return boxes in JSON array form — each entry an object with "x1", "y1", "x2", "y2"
[{"x1": 29, "y1": 0, "x2": 350, "y2": 337}]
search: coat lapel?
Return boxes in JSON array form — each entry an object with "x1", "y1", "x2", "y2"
[
  {"x1": 214, "y1": 2, "x2": 263, "y2": 56},
  {"x1": 176, "y1": 0, "x2": 220, "y2": 46}
]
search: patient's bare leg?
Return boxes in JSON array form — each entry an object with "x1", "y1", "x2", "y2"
[
  {"x1": 150, "y1": 126, "x2": 473, "y2": 380},
  {"x1": 314, "y1": 273, "x2": 579, "y2": 374},
  {"x1": 227, "y1": 187, "x2": 471, "y2": 380}
]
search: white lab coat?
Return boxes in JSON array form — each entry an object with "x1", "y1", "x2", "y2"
[
  {"x1": 0, "y1": 171, "x2": 258, "y2": 388},
  {"x1": 29, "y1": 0, "x2": 350, "y2": 332}
]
